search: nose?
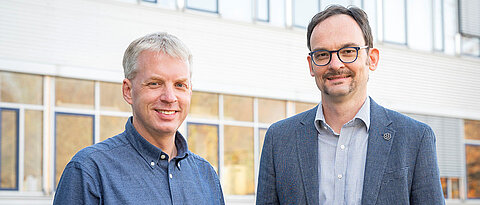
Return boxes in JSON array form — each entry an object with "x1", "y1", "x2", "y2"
[
  {"x1": 160, "y1": 85, "x2": 177, "y2": 103},
  {"x1": 328, "y1": 52, "x2": 344, "y2": 70}
]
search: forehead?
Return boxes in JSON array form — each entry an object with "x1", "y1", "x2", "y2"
[
  {"x1": 310, "y1": 14, "x2": 365, "y2": 49},
  {"x1": 137, "y1": 50, "x2": 190, "y2": 78}
]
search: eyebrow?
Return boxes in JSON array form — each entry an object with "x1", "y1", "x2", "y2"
[{"x1": 312, "y1": 42, "x2": 361, "y2": 52}]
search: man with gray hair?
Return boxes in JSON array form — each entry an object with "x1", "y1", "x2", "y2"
[{"x1": 54, "y1": 32, "x2": 225, "y2": 204}]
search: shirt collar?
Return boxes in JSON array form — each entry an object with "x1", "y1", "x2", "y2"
[
  {"x1": 314, "y1": 97, "x2": 371, "y2": 133},
  {"x1": 125, "y1": 117, "x2": 189, "y2": 167}
]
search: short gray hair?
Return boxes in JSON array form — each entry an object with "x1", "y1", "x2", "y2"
[{"x1": 122, "y1": 32, "x2": 193, "y2": 79}]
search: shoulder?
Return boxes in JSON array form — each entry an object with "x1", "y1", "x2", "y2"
[
  {"x1": 187, "y1": 152, "x2": 216, "y2": 171},
  {"x1": 383, "y1": 107, "x2": 432, "y2": 132},
  {"x1": 69, "y1": 132, "x2": 130, "y2": 167}
]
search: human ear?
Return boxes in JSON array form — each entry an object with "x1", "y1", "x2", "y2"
[
  {"x1": 122, "y1": 78, "x2": 133, "y2": 105},
  {"x1": 368, "y1": 48, "x2": 379, "y2": 71}
]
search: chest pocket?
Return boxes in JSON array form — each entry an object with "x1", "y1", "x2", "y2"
[{"x1": 376, "y1": 167, "x2": 410, "y2": 205}]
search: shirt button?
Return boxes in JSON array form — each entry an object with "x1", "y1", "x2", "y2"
[
  {"x1": 337, "y1": 174, "x2": 343, "y2": 179},
  {"x1": 161, "y1": 155, "x2": 166, "y2": 160},
  {"x1": 340, "y1": 145, "x2": 345, "y2": 150},
  {"x1": 169, "y1": 174, "x2": 173, "y2": 179},
  {"x1": 150, "y1": 161, "x2": 155, "y2": 166}
]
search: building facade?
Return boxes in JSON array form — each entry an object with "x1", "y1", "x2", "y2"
[{"x1": 0, "y1": 0, "x2": 479, "y2": 204}]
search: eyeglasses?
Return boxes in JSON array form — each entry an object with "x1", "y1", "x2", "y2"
[{"x1": 309, "y1": 46, "x2": 369, "y2": 66}]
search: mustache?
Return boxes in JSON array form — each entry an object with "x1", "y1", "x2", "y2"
[{"x1": 322, "y1": 69, "x2": 355, "y2": 79}]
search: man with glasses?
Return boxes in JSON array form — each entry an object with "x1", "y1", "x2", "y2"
[{"x1": 256, "y1": 5, "x2": 444, "y2": 204}]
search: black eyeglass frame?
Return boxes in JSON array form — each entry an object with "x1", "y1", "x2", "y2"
[{"x1": 308, "y1": 46, "x2": 369, "y2": 66}]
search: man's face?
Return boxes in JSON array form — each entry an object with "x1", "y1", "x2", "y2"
[
  {"x1": 307, "y1": 14, "x2": 378, "y2": 99},
  {"x1": 123, "y1": 50, "x2": 192, "y2": 139}
]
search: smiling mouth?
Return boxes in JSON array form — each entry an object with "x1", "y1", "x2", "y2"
[
  {"x1": 326, "y1": 75, "x2": 351, "y2": 80},
  {"x1": 156, "y1": 110, "x2": 176, "y2": 115}
]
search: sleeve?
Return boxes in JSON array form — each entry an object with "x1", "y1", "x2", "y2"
[
  {"x1": 256, "y1": 127, "x2": 279, "y2": 205},
  {"x1": 410, "y1": 126, "x2": 446, "y2": 205},
  {"x1": 53, "y1": 161, "x2": 101, "y2": 205}
]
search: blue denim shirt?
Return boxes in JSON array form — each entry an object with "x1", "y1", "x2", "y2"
[{"x1": 53, "y1": 117, "x2": 224, "y2": 205}]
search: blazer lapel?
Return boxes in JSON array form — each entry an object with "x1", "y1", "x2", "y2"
[
  {"x1": 361, "y1": 99, "x2": 395, "y2": 204},
  {"x1": 297, "y1": 106, "x2": 319, "y2": 205}
]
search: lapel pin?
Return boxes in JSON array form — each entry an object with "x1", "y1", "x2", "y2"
[{"x1": 383, "y1": 133, "x2": 391, "y2": 141}]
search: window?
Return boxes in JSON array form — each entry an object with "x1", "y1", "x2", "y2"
[
  {"x1": 100, "y1": 82, "x2": 130, "y2": 112},
  {"x1": 383, "y1": 0, "x2": 406, "y2": 44},
  {"x1": 258, "y1": 98, "x2": 286, "y2": 124},
  {"x1": 465, "y1": 119, "x2": 480, "y2": 198},
  {"x1": 55, "y1": 77, "x2": 94, "y2": 109},
  {"x1": 24, "y1": 110, "x2": 43, "y2": 191},
  {"x1": 186, "y1": 0, "x2": 218, "y2": 13},
  {"x1": 219, "y1": 0, "x2": 252, "y2": 22},
  {"x1": 293, "y1": 0, "x2": 318, "y2": 28},
  {"x1": 0, "y1": 108, "x2": 19, "y2": 190},
  {"x1": 187, "y1": 123, "x2": 219, "y2": 172},
  {"x1": 269, "y1": 0, "x2": 285, "y2": 27},
  {"x1": 433, "y1": 0, "x2": 444, "y2": 51},
  {"x1": 295, "y1": 102, "x2": 317, "y2": 114},
  {"x1": 256, "y1": 0, "x2": 269, "y2": 22},
  {"x1": 0, "y1": 71, "x2": 43, "y2": 105},
  {"x1": 461, "y1": 36, "x2": 480, "y2": 57},
  {"x1": 258, "y1": 128, "x2": 267, "y2": 158},
  {"x1": 407, "y1": 0, "x2": 433, "y2": 51},
  {"x1": 100, "y1": 116, "x2": 128, "y2": 141},
  {"x1": 55, "y1": 113, "x2": 94, "y2": 187},
  {"x1": 223, "y1": 95, "x2": 253, "y2": 122},
  {"x1": 190, "y1": 92, "x2": 218, "y2": 120}
]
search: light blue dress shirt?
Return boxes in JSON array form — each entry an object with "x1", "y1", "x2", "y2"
[{"x1": 315, "y1": 98, "x2": 370, "y2": 205}]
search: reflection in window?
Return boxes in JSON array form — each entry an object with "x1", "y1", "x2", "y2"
[
  {"x1": 0, "y1": 71, "x2": 43, "y2": 105},
  {"x1": 224, "y1": 95, "x2": 253, "y2": 122},
  {"x1": 466, "y1": 145, "x2": 480, "y2": 198},
  {"x1": 256, "y1": 0, "x2": 269, "y2": 22},
  {"x1": 219, "y1": 0, "x2": 252, "y2": 22},
  {"x1": 293, "y1": 0, "x2": 318, "y2": 28},
  {"x1": 187, "y1": 124, "x2": 219, "y2": 172},
  {"x1": 451, "y1": 178, "x2": 460, "y2": 199},
  {"x1": 295, "y1": 102, "x2": 317, "y2": 114},
  {"x1": 223, "y1": 125, "x2": 254, "y2": 195},
  {"x1": 55, "y1": 78, "x2": 94, "y2": 109},
  {"x1": 190, "y1": 92, "x2": 218, "y2": 119},
  {"x1": 407, "y1": 0, "x2": 433, "y2": 51},
  {"x1": 258, "y1": 98, "x2": 286, "y2": 124},
  {"x1": 259, "y1": 128, "x2": 267, "y2": 158},
  {"x1": 461, "y1": 36, "x2": 480, "y2": 57},
  {"x1": 100, "y1": 82, "x2": 131, "y2": 112},
  {"x1": 100, "y1": 116, "x2": 128, "y2": 142},
  {"x1": 55, "y1": 113, "x2": 94, "y2": 187},
  {"x1": 186, "y1": 0, "x2": 218, "y2": 13},
  {"x1": 269, "y1": 0, "x2": 285, "y2": 27},
  {"x1": 383, "y1": 0, "x2": 406, "y2": 44},
  {"x1": 24, "y1": 110, "x2": 43, "y2": 191},
  {"x1": 440, "y1": 177, "x2": 447, "y2": 199},
  {"x1": 0, "y1": 109, "x2": 18, "y2": 190},
  {"x1": 465, "y1": 120, "x2": 480, "y2": 140}
]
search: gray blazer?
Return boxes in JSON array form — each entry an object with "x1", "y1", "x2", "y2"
[{"x1": 256, "y1": 98, "x2": 445, "y2": 205}]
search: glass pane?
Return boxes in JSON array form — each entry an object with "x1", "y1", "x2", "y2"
[
  {"x1": 293, "y1": 0, "x2": 318, "y2": 28},
  {"x1": 190, "y1": 92, "x2": 218, "y2": 119},
  {"x1": 100, "y1": 116, "x2": 128, "y2": 142},
  {"x1": 466, "y1": 145, "x2": 480, "y2": 198},
  {"x1": 100, "y1": 82, "x2": 131, "y2": 112},
  {"x1": 407, "y1": 0, "x2": 433, "y2": 51},
  {"x1": 187, "y1": 124, "x2": 218, "y2": 172},
  {"x1": 433, "y1": 0, "x2": 444, "y2": 50},
  {"x1": 219, "y1": 0, "x2": 252, "y2": 22},
  {"x1": 258, "y1": 98, "x2": 286, "y2": 124},
  {"x1": 223, "y1": 125, "x2": 254, "y2": 195},
  {"x1": 383, "y1": 0, "x2": 406, "y2": 44},
  {"x1": 461, "y1": 36, "x2": 480, "y2": 56},
  {"x1": 0, "y1": 71, "x2": 43, "y2": 105},
  {"x1": 24, "y1": 110, "x2": 43, "y2": 191},
  {"x1": 186, "y1": 0, "x2": 217, "y2": 12},
  {"x1": 259, "y1": 128, "x2": 267, "y2": 159},
  {"x1": 451, "y1": 178, "x2": 460, "y2": 199},
  {"x1": 270, "y1": 0, "x2": 285, "y2": 27},
  {"x1": 55, "y1": 77, "x2": 94, "y2": 109},
  {"x1": 1, "y1": 109, "x2": 18, "y2": 189},
  {"x1": 157, "y1": 0, "x2": 176, "y2": 9},
  {"x1": 295, "y1": 102, "x2": 316, "y2": 114},
  {"x1": 363, "y1": 0, "x2": 377, "y2": 42},
  {"x1": 55, "y1": 114, "x2": 93, "y2": 187},
  {"x1": 440, "y1": 177, "x2": 447, "y2": 198},
  {"x1": 465, "y1": 120, "x2": 480, "y2": 140},
  {"x1": 320, "y1": 0, "x2": 349, "y2": 10},
  {"x1": 223, "y1": 95, "x2": 253, "y2": 122},
  {"x1": 257, "y1": 0, "x2": 269, "y2": 21}
]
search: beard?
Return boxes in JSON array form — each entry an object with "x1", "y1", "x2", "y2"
[{"x1": 321, "y1": 68, "x2": 356, "y2": 96}]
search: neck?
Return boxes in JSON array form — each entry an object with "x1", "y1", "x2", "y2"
[
  {"x1": 132, "y1": 121, "x2": 177, "y2": 161},
  {"x1": 321, "y1": 93, "x2": 367, "y2": 133}
]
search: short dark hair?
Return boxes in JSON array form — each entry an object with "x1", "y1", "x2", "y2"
[{"x1": 306, "y1": 5, "x2": 373, "y2": 51}]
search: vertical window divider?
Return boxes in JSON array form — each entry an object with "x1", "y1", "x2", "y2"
[
  {"x1": 253, "y1": 98, "x2": 259, "y2": 192},
  {"x1": 94, "y1": 81, "x2": 100, "y2": 144},
  {"x1": 42, "y1": 76, "x2": 49, "y2": 195},
  {"x1": 218, "y1": 94, "x2": 224, "y2": 180},
  {"x1": 48, "y1": 76, "x2": 55, "y2": 194},
  {"x1": 18, "y1": 108, "x2": 25, "y2": 192}
]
